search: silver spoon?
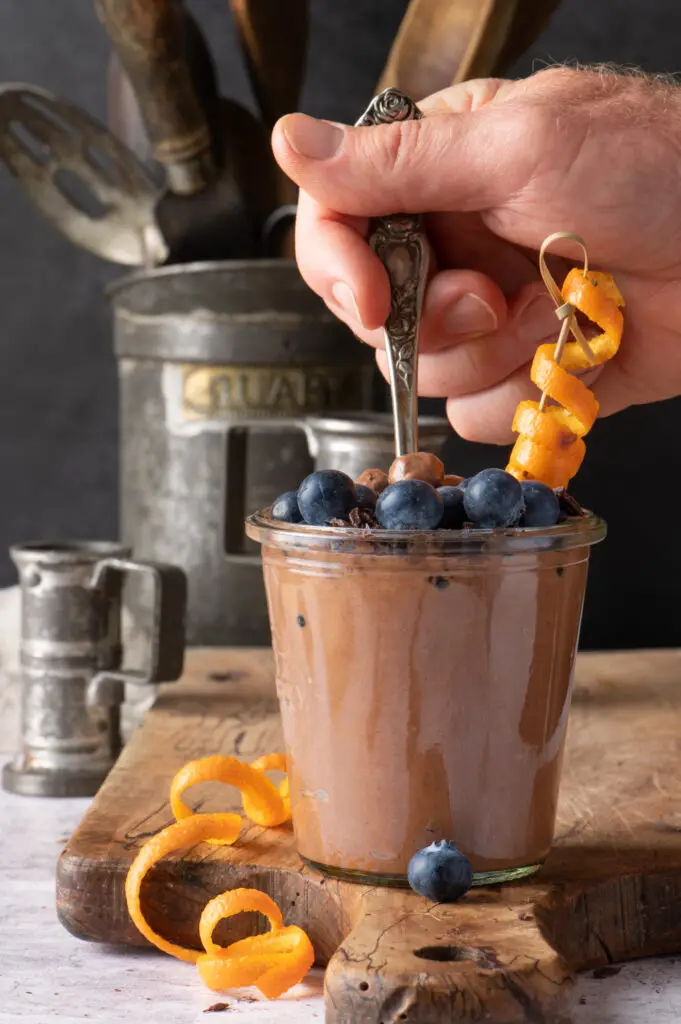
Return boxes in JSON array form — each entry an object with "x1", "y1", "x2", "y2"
[{"x1": 356, "y1": 89, "x2": 429, "y2": 457}]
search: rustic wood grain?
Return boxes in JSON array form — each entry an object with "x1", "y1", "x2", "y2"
[{"x1": 57, "y1": 648, "x2": 681, "y2": 1023}]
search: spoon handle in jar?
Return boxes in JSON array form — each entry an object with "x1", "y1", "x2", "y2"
[{"x1": 355, "y1": 89, "x2": 429, "y2": 457}]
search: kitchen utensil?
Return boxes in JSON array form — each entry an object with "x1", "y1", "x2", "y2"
[
  {"x1": 2, "y1": 541, "x2": 186, "y2": 798},
  {"x1": 228, "y1": 0, "x2": 307, "y2": 131},
  {"x1": 377, "y1": 0, "x2": 560, "y2": 98},
  {"x1": 94, "y1": 0, "x2": 214, "y2": 195},
  {"x1": 57, "y1": 647, "x2": 681, "y2": 1022},
  {"x1": 356, "y1": 89, "x2": 428, "y2": 456},
  {"x1": 112, "y1": 259, "x2": 377, "y2": 646},
  {"x1": 0, "y1": 83, "x2": 167, "y2": 266},
  {"x1": 95, "y1": 0, "x2": 256, "y2": 260},
  {"x1": 107, "y1": 5, "x2": 277, "y2": 258},
  {"x1": 229, "y1": 0, "x2": 308, "y2": 249},
  {"x1": 0, "y1": 83, "x2": 254, "y2": 265}
]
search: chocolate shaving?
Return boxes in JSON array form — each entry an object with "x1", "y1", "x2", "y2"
[
  {"x1": 556, "y1": 489, "x2": 586, "y2": 518},
  {"x1": 349, "y1": 506, "x2": 379, "y2": 530},
  {"x1": 203, "y1": 1002, "x2": 231, "y2": 1013},
  {"x1": 327, "y1": 518, "x2": 349, "y2": 527}
]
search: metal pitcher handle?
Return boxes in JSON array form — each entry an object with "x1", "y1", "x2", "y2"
[{"x1": 86, "y1": 558, "x2": 187, "y2": 707}]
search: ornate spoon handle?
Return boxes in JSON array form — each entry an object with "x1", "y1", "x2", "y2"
[{"x1": 356, "y1": 89, "x2": 429, "y2": 456}]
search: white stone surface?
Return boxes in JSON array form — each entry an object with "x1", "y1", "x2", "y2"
[{"x1": 1, "y1": 584, "x2": 680, "y2": 1022}]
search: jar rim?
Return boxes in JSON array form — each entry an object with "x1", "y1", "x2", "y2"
[{"x1": 245, "y1": 509, "x2": 607, "y2": 556}]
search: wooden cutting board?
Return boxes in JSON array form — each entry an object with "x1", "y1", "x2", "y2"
[{"x1": 57, "y1": 648, "x2": 681, "y2": 1023}]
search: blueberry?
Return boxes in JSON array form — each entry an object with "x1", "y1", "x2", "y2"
[
  {"x1": 375, "y1": 480, "x2": 443, "y2": 530},
  {"x1": 463, "y1": 468, "x2": 524, "y2": 528},
  {"x1": 297, "y1": 470, "x2": 357, "y2": 525},
  {"x1": 520, "y1": 480, "x2": 560, "y2": 527},
  {"x1": 355, "y1": 483, "x2": 378, "y2": 511},
  {"x1": 437, "y1": 486, "x2": 466, "y2": 529},
  {"x1": 271, "y1": 490, "x2": 303, "y2": 523},
  {"x1": 458, "y1": 477, "x2": 471, "y2": 491},
  {"x1": 407, "y1": 840, "x2": 473, "y2": 902}
]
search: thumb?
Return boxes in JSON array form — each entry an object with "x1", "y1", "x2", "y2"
[{"x1": 272, "y1": 85, "x2": 537, "y2": 216}]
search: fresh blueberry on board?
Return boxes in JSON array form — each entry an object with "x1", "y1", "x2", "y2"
[
  {"x1": 355, "y1": 483, "x2": 378, "y2": 511},
  {"x1": 271, "y1": 490, "x2": 303, "y2": 523},
  {"x1": 521, "y1": 480, "x2": 560, "y2": 527},
  {"x1": 297, "y1": 470, "x2": 357, "y2": 525},
  {"x1": 458, "y1": 478, "x2": 471, "y2": 491},
  {"x1": 437, "y1": 486, "x2": 466, "y2": 529},
  {"x1": 463, "y1": 468, "x2": 524, "y2": 528},
  {"x1": 407, "y1": 840, "x2": 473, "y2": 902},
  {"x1": 376, "y1": 480, "x2": 444, "y2": 530}
]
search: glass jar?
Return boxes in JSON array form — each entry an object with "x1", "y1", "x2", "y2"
[{"x1": 246, "y1": 512, "x2": 606, "y2": 886}]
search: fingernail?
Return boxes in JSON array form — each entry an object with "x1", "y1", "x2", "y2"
[
  {"x1": 518, "y1": 295, "x2": 556, "y2": 344},
  {"x1": 283, "y1": 114, "x2": 344, "y2": 160},
  {"x1": 330, "y1": 281, "x2": 362, "y2": 325},
  {"x1": 442, "y1": 294, "x2": 498, "y2": 336}
]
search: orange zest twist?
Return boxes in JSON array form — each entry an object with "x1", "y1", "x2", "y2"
[
  {"x1": 197, "y1": 889, "x2": 314, "y2": 999},
  {"x1": 170, "y1": 754, "x2": 291, "y2": 838},
  {"x1": 506, "y1": 232, "x2": 624, "y2": 489},
  {"x1": 125, "y1": 818, "x2": 314, "y2": 998}
]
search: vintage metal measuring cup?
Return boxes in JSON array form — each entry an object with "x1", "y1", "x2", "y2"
[
  {"x1": 2, "y1": 542, "x2": 186, "y2": 797},
  {"x1": 303, "y1": 412, "x2": 450, "y2": 480}
]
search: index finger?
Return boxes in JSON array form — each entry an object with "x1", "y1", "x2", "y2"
[{"x1": 295, "y1": 188, "x2": 391, "y2": 331}]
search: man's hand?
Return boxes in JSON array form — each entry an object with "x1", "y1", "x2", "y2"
[{"x1": 272, "y1": 68, "x2": 681, "y2": 444}]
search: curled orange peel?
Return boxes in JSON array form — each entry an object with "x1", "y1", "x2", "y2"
[
  {"x1": 125, "y1": 814, "x2": 241, "y2": 963},
  {"x1": 169, "y1": 754, "x2": 291, "y2": 835},
  {"x1": 125, "y1": 819, "x2": 314, "y2": 998},
  {"x1": 197, "y1": 889, "x2": 314, "y2": 998},
  {"x1": 507, "y1": 234, "x2": 624, "y2": 489}
]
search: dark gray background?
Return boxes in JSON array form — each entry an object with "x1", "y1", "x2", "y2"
[{"x1": 0, "y1": 0, "x2": 678, "y2": 648}]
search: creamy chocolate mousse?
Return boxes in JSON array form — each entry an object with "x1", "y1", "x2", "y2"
[{"x1": 247, "y1": 510, "x2": 605, "y2": 884}]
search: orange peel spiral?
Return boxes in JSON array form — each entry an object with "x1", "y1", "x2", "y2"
[
  {"x1": 506, "y1": 233, "x2": 624, "y2": 489},
  {"x1": 125, "y1": 818, "x2": 314, "y2": 998},
  {"x1": 197, "y1": 890, "x2": 314, "y2": 998},
  {"x1": 170, "y1": 754, "x2": 291, "y2": 836}
]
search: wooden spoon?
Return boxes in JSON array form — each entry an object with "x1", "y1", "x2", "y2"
[
  {"x1": 377, "y1": 0, "x2": 560, "y2": 98},
  {"x1": 229, "y1": 0, "x2": 308, "y2": 254}
]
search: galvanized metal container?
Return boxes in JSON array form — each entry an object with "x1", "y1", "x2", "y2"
[{"x1": 110, "y1": 259, "x2": 377, "y2": 646}]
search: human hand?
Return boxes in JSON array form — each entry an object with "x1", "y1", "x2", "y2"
[{"x1": 272, "y1": 68, "x2": 681, "y2": 443}]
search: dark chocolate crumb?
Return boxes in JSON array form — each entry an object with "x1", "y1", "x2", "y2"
[
  {"x1": 296, "y1": 615, "x2": 306, "y2": 628},
  {"x1": 428, "y1": 576, "x2": 449, "y2": 590},
  {"x1": 592, "y1": 966, "x2": 621, "y2": 980},
  {"x1": 349, "y1": 506, "x2": 379, "y2": 529},
  {"x1": 556, "y1": 488, "x2": 586, "y2": 518},
  {"x1": 556, "y1": 566, "x2": 564, "y2": 577},
  {"x1": 203, "y1": 1003, "x2": 231, "y2": 1013},
  {"x1": 579, "y1": 996, "x2": 587, "y2": 1005}
]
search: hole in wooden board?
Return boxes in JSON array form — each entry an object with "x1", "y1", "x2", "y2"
[
  {"x1": 53, "y1": 168, "x2": 109, "y2": 219},
  {"x1": 413, "y1": 945, "x2": 501, "y2": 969}
]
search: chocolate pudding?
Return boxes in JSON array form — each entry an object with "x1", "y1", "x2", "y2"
[{"x1": 246, "y1": 513, "x2": 605, "y2": 885}]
